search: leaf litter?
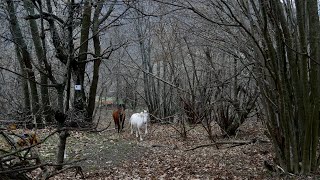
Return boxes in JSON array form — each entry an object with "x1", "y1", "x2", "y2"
[{"x1": 29, "y1": 118, "x2": 319, "y2": 179}]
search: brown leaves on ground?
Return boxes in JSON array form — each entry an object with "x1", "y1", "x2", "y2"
[
  {"x1": 103, "y1": 121, "x2": 272, "y2": 179},
  {"x1": 5, "y1": 118, "x2": 320, "y2": 179},
  {"x1": 22, "y1": 117, "x2": 318, "y2": 180},
  {"x1": 45, "y1": 120, "x2": 277, "y2": 179},
  {"x1": 0, "y1": 113, "x2": 320, "y2": 180}
]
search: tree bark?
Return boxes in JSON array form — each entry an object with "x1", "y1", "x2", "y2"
[
  {"x1": 73, "y1": 0, "x2": 91, "y2": 113},
  {"x1": 87, "y1": 0, "x2": 116, "y2": 122},
  {"x1": 6, "y1": 0, "x2": 42, "y2": 128},
  {"x1": 15, "y1": 44, "x2": 31, "y2": 116},
  {"x1": 305, "y1": 0, "x2": 320, "y2": 172},
  {"x1": 24, "y1": 0, "x2": 53, "y2": 124}
]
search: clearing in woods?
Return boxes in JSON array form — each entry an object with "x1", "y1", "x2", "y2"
[{"x1": 8, "y1": 110, "x2": 317, "y2": 179}]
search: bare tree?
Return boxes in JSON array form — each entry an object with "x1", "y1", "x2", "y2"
[
  {"x1": 23, "y1": 0, "x2": 53, "y2": 124},
  {"x1": 159, "y1": 0, "x2": 320, "y2": 174},
  {"x1": 5, "y1": 0, "x2": 42, "y2": 128}
]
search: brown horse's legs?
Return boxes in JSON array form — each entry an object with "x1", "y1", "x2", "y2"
[
  {"x1": 121, "y1": 115, "x2": 125, "y2": 131},
  {"x1": 115, "y1": 123, "x2": 118, "y2": 132},
  {"x1": 113, "y1": 109, "x2": 125, "y2": 133},
  {"x1": 118, "y1": 114, "x2": 125, "y2": 132},
  {"x1": 114, "y1": 119, "x2": 120, "y2": 133},
  {"x1": 117, "y1": 118, "x2": 120, "y2": 133}
]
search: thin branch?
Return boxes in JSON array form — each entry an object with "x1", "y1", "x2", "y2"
[
  {"x1": 0, "y1": 65, "x2": 61, "y2": 88},
  {"x1": 0, "y1": 158, "x2": 86, "y2": 174},
  {"x1": 25, "y1": 12, "x2": 65, "y2": 24},
  {"x1": 185, "y1": 139, "x2": 269, "y2": 151},
  {"x1": 98, "y1": 0, "x2": 117, "y2": 25},
  {"x1": 45, "y1": 165, "x2": 85, "y2": 179}
]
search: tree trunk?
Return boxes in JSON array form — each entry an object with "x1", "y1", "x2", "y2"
[
  {"x1": 253, "y1": 0, "x2": 320, "y2": 174},
  {"x1": 305, "y1": 0, "x2": 320, "y2": 172},
  {"x1": 6, "y1": 0, "x2": 42, "y2": 128},
  {"x1": 15, "y1": 45, "x2": 31, "y2": 116},
  {"x1": 73, "y1": 0, "x2": 91, "y2": 114},
  {"x1": 24, "y1": 0, "x2": 53, "y2": 124},
  {"x1": 87, "y1": 1, "x2": 106, "y2": 121},
  {"x1": 54, "y1": 96, "x2": 68, "y2": 170}
]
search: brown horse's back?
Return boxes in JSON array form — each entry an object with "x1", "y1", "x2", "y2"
[{"x1": 112, "y1": 108, "x2": 126, "y2": 133}]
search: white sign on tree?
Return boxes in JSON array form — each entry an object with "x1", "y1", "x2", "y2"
[{"x1": 75, "y1": 85, "x2": 81, "y2": 91}]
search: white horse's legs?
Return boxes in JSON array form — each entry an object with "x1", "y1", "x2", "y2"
[
  {"x1": 137, "y1": 127, "x2": 143, "y2": 141},
  {"x1": 145, "y1": 122, "x2": 148, "y2": 134}
]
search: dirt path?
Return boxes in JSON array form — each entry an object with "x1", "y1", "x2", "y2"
[
  {"x1": 77, "y1": 137, "x2": 148, "y2": 171},
  {"x1": 40, "y1": 119, "x2": 319, "y2": 179},
  {"x1": 49, "y1": 120, "x2": 272, "y2": 179}
]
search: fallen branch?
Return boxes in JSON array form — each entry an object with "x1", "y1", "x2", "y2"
[
  {"x1": 185, "y1": 138, "x2": 269, "y2": 151},
  {"x1": 0, "y1": 129, "x2": 62, "y2": 159},
  {"x1": 0, "y1": 158, "x2": 86, "y2": 174},
  {"x1": 88, "y1": 122, "x2": 112, "y2": 133},
  {"x1": 0, "y1": 126, "x2": 100, "y2": 160},
  {"x1": 44, "y1": 165, "x2": 85, "y2": 179}
]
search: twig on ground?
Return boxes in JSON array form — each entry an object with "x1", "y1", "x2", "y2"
[
  {"x1": 184, "y1": 138, "x2": 269, "y2": 151},
  {"x1": 0, "y1": 158, "x2": 86, "y2": 174},
  {"x1": 44, "y1": 165, "x2": 85, "y2": 179},
  {"x1": 89, "y1": 122, "x2": 111, "y2": 133}
]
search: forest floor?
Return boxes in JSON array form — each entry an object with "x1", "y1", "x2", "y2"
[{"x1": 23, "y1": 110, "x2": 320, "y2": 179}]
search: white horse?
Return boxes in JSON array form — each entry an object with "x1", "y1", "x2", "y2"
[{"x1": 130, "y1": 110, "x2": 149, "y2": 141}]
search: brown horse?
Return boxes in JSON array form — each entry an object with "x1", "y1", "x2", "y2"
[{"x1": 112, "y1": 106, "x2": 126, "y2": 133}]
